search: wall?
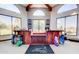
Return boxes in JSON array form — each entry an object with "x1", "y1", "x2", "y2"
[
  {"x1": 50, "y1": 4, "x2": 63, "y2": 30},
  {"x1": 50, "y1": 8, "x2": 57, "y2": 30},
  {"x1": 16, "y1": 4, "x2": 28, "y2": 30}
]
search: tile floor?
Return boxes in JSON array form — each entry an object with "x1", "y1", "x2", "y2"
[
  {"x1": 50, "y1": 40, "x2": 79, "y2": 54},
  {"x1": 0, "y1": 40, "x2": 79, "y2": 54},
  {"x1": 0, "y1": 40, "x2": 29, "y2": 54}
]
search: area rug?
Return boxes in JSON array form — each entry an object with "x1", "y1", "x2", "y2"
[{"x1": 25, "y1": 45, "x2": 54, "y2": 54}]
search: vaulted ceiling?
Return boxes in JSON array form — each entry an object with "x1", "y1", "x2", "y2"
[{"x1": 21, "y1": 4, "x2": 57, "y2": 11}]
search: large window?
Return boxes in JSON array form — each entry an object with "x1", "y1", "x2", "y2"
[
  {"x1": 57, "y1": 4, "x2": 77, "y2": 35},
  {"x1": 12, "y1": 17, "x2": 21, "y2": 30},
  {"x1": 32, "y1": 20, "x2": 45, "y2": 33},
  {"x1": 33, "y1": 10, "x2": 45, "y2": 16},
  {"x1": 0, "y1": 15, "x2": 12, "y2": 35},
  {"x1": 57, "y1": 15, "x2": 77, "y2": 35},
  {"x1": 57, "y1": 18, "x2": 65, "y2": 30},
  {"x1": 66, "y1": 15, "x2": 77, "y2": 35},
  {"x1": 0, "y1": 15, "x2": 21, "y2": 35}
]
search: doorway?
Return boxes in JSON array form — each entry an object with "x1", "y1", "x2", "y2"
[{"x1": 32, "y1": 19, "x2": 45, "y2": 33}]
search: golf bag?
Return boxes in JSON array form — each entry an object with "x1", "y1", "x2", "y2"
[
  {"x1": 60, "y1": 34, "x2": 65, "y2": 45},
  {"x1": 16, "y1": 35, "x2": 23, "y2": 47},
  {"x1": 54, "y1": 36, "x2": 59, "y2": 46},
  {"x1": 11, "y1": 34, "x2": 17, "y2": 44}
]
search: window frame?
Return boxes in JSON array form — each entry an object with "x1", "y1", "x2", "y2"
[
  {"x1": 56, "y1": 14, "x2": 78, "y2": 36},
  {"x1": 33, "y1": 9, "x2": 45, "y2": 16},
  {"x1": 32, "y1": 19, "x2": 46, "y2": 33},
  {"x1": 0, "y1": 14, "x2": 22, "y2": 36},
  {"x1": 12, "y1": 17, "x2": 22, "y2": 32},
  {"x1": 56, "y1": 17, "x2": 65, "y2": 30}
]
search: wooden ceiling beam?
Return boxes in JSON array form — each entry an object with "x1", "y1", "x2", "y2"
[
  {"x1": 26, "y1": 4, "x2": 53, "y2": 11},
  {"x1": 45, "y1": 4, "x2": 52, "y2": 11},
  {"x1": 26, "y1": 4, "x2": 32, "y2": 11}
]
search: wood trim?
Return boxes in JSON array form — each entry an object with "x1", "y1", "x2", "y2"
[
  {"x1": 68, "y1": 39, "x2": 79, "y2": 42},
  {"x1": 0, "y1": 39, "x2": 11, "y2": 42},
  {"x1": 26, "y1": 4, "x2": 32, "y2": 11},
  {"x1": 45, "y1": 4, "x2": 52, "y2": 11},
  {"x1": 26, "y1": 4, "x2": 52, "y2": 11}
]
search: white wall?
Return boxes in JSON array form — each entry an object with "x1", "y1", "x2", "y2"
[
  {"x1": 50, "y1": 4, "x2": 63, "y2": 30},
  {"x1": 50, "y1": 8, "x2": 57, "y2": 30},
  {"x1": 14, "y1": 4, "x2": 28, "y2": 30}
]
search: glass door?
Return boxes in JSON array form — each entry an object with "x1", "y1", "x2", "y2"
[
  {"x1": 32, "y1": 19, "x2": 45, "y2": 33},
  {"x1": 39, "y1": 20, "x2": 45, "y2": 33},
  {"x1": 32, "y1": 20, "x2": 38, "y2": 33}
]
